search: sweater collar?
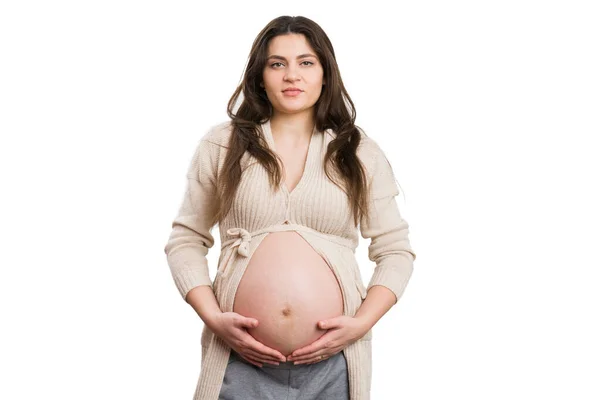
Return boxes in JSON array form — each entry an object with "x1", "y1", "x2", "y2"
[{"x1": 260, "y1": 118, "x2": 321, "y2": 196}]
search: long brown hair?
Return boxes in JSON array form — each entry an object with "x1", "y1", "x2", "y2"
[{"x1": 214, "y1": 15, "x2": 369, "y2": 226}]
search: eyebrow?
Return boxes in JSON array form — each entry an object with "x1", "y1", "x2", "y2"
[{"x1": 267, "y1": 53, "x2": 317, "y2": 61}]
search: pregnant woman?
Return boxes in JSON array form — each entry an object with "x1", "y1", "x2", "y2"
[{"x1": 164, "y1": 15, "x2": 417, "y2": 400}]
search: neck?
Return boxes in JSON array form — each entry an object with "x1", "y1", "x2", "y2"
[{"x1": 270, "y1": 110, "x2": 316, "y2": 144}]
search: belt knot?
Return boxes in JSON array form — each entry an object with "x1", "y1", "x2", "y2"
[{"x1": 226, "y1": 227, "x2": 251, "y2": 257}]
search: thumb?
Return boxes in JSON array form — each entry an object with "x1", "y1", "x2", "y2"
[
  {"x1": 318, "y1": 317, "x2": 340, "y2": 330},
  {"x1": 242, "y1": 318, "x2": 258, "y2": 328}
]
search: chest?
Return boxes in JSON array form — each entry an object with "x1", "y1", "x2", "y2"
[
  {"x1": 276, "y1": 141, "x2": 311, "y2": 194},
  {"x1": 226, "y1": 149, "x2": 355, "y2": 237}
]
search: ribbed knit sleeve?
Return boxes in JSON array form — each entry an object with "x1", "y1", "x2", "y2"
[
  {"x1": 164, "y1": 137, "x2": 219, "y2": 302},
  {"x1": 359, "y1": 138, "x2": 417, "y2": 304}
]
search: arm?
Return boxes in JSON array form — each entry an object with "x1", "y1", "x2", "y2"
[
  {"x1": 164, "y1": 138, "x2": 221, "y2": 325},
  {"x1": 354, "y1": 139, "x2": 417, "y2": 330},
  {"x1": 185, "y1": 285, "x2": 224, "y2": 331}
]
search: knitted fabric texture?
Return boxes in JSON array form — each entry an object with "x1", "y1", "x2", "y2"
[{"x1": 164, "y1": 119, "x2": 416, "y2": 400}]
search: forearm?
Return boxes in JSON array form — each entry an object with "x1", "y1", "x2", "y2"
[
  {"x1": 185, "y1": 285, "x2": 223, "y2": 331},
  {"x1": 353, "y1": 285, "x2": 396, "y2": 332}
]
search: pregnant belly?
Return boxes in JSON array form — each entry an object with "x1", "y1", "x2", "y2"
[{"x1": 232, "y1": 231, "x2": 344, "y2": 357}]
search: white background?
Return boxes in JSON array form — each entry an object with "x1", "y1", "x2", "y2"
[{"x1": 1, "y1": 1, "x2": 599, "y2": 399}]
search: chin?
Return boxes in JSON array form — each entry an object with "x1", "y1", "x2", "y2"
[{"x1": 277, "y1": 102, "x2": 318, "y2": 113}]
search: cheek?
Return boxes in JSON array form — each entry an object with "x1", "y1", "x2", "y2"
[
  {"x1": 309, "y1": 80, "x2": 324, "y2": 95},
  {"x1": 309, "y1": 73, "x2": 325, "y2": 87},
  {"x1": 262, "y1": 72, "x2": 276, "y2": 87}
]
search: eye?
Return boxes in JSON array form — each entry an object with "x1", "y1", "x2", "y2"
[{"x1": 269, "y1": 61, "x2": 315, "y2": 68}]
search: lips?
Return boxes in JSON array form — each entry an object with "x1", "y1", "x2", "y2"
[{"x1": 282, "y1": 88, "x2": 303, "y2": 97}]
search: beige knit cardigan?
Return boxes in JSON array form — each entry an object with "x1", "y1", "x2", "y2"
[{"x1": 164, "y1": 118, "x2": 416, "y2": 400}]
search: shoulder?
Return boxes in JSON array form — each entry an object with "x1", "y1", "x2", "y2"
[
  {"x1": 187, "y1": 120, "x2": 233, "y2": 180},
  {"x1": 355, "y1": 126, "x2": 389, "y2": 173},
  {"x1": 200, "y1": 120, "x2": 234, "y2": 147},
  {"x1": 193, "y1": 120, "x2": 234, "y2": 162},
  {"x1": 355, "y1": 126, "x2": 400, "y2": 199},
  {"x1": 323, "y1": 125, "x2": 388, "y2": 174},
  {"x1": 323, "y1": 125, "x2": 382, "y2": 158}
]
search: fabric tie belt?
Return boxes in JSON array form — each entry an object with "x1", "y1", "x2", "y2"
[
  {"x1": 215, "y1": 223, "x2": 357, "y2": 290},
  {"x1": 220, "y1": 223, "x2": 356, "y2": 259},
  {"x1": 224, "y1": 227, "x2": 252, "y2": 257}
]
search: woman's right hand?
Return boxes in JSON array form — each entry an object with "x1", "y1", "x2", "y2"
[{"x1": 212, "y1": 312, "x2": 287, "y2": 367}]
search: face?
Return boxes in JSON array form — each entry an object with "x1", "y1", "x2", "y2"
[{"x1": 261, "y1": 33, "x2": 325, "y2": 117}]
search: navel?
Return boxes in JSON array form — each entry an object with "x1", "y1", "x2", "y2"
[{"x1": 281, "y1": 306, "x2": 292, "y2": 317}]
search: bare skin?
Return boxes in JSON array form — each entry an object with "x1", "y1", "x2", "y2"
[{"x1": 232, "y1": 232, "x2": 345, "y2": 358}]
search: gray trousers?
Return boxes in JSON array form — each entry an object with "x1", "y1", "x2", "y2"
[{"x1": 218, "y1": 349, "x2": 350, "y2": 400}]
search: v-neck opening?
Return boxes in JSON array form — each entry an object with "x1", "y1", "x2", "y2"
[{"x1": 262, "y1": 118, "x2": 317, "y2": 197}]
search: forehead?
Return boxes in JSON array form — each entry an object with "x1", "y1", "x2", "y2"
[{"x1": 266, "y1": 34, "x2": 316, "y2": 58}]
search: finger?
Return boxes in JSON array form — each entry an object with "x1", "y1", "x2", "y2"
[
  {"x1": 289, "y1": 336, "x2": 329, "y2": 358},
  {"x1": 249, "y1": 340, "x2": 287, "y2": 362},
  {"x1": 291, "y1": 345, "x2": 341, "y2": 363},
  {"x1": 239, "y1": 353, "x2": 263, "y2": 368},
  {"x1": 243, "y1": 352, "x2": 284, "y2": 367},
  {"x1": 246, "y1": 346, "x2": 287, "y2": 362},
  {"x1": 246, "y1": 348, "x2": 282, "y2": 362},
  {"x1": 244, "y1": 349, "x2": 283, "y2": 365},
  {"x1": 291, "y1": 352, "x2": 325, "y2": 364},
  {"x1": 238, "y1": 331, "x2": 287, "y2": 362},
  {"x1": 237, "y1": 317, "x2": 258, "y2": 329},
  {"x1": 293, "y1": 354, "x2": 328, "y2": 365}
]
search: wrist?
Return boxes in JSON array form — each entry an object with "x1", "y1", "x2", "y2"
[
  {"x1": 353, "y1": 314, "x2": 374, "y2": 336},
  {"x1": 204, "y1": 310, "x2": 223, "y2": 332}
]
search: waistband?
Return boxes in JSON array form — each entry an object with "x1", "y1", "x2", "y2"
[{"x1": 220, "y1": 223, "x2": 355, "y2": 258}]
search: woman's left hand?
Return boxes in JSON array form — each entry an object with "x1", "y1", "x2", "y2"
[{"x1": 287, "y1": 316, "x2": 368, "y2": 365}]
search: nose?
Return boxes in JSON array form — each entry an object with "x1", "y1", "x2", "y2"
[{"x1": 284, "y1": 66, "x2": 300, "y2": 81}]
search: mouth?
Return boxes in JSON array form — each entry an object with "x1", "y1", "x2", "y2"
[{"x1": 282, "y1": 89, "x2": 303, "y2": 97}]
